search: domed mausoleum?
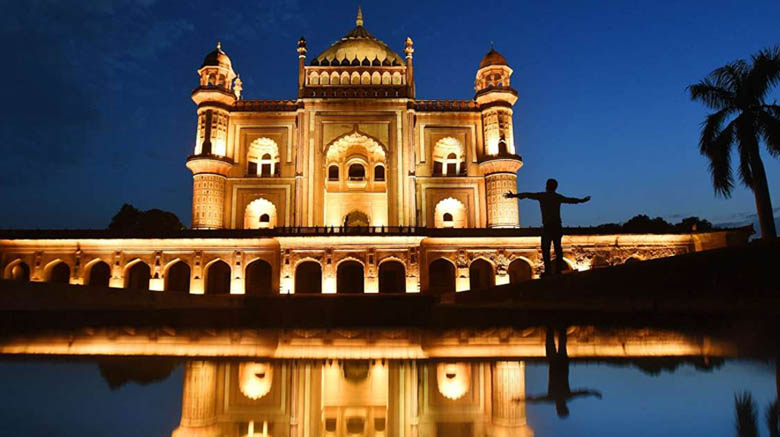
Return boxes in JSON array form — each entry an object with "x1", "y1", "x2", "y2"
[{"x1": 1, "y1": 7, "x2": 749, "y2": 296}]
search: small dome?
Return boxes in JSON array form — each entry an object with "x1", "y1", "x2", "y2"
[
  {"x1": 201, "y1": 41, "x2": 232, "y2": 69},
  {"x1": 312, "y1": 8, "x2": 404, "y2": 66},
  {"x1": 479, "y1": 48, "x2": 508, "y2": 69}
]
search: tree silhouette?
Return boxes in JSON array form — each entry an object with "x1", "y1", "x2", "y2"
[
  {"x1": 108, "y1": 204, "x2": 185, "y2": 234},
  {"x1": 688, "y1": 46, "x2": 780, "y2": 239},
  {"x1": 733, "y1": 392, "x2": 779, "y2": 437}
]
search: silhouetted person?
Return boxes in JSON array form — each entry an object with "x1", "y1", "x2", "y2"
[
  {"x1": 515, "y1": 327, "x2": 602, "y2": 418},
  {"x1": 505, "y1": 179, "x2": 590, "y2": 276}
]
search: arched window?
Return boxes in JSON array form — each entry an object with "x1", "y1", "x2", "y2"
[
  {"x1": 348, "y1": 163, "x2": 365, "y2": 181},
  {"x1": 87, "y1": 261, "x2": 111, "y2": 287},
  {"x1": 337, "y1": 260, "x2": 364, "y2": 294},
  {"x1": 433, "y1": 137, "x2": 465, "y2": 176},
  {"x1": 328, "y1": 165, "x2": 340, "y2": 181},
  {"x1": 247, "y1": 138, "x2": 279, "y2": 177},
  {"x1": 378, "y1": 261, "x2": 405, "y2": 293},
  {"x1": 442, "y1": 212, "x2": 454, "y2": 227},
  {"x1": 428, "y1": 259, "x2": 455, "y2": 294},
  {"x1": 245, "y1": 259, "x2": 273, "y2": 295},
  {"x1": 165, "y1": 261, "x2": 190, "y2": 293},
  {"x1": 259, "y1": 213, "x2": 270, "y2": 224},
  {"x1": 205, "y1": 260, "x2": 231, "y2": 294},
  {"x1": 469, "y1": 259, "x2": 494, "y2": 290},
  {"x1": 374, "y1": 165, "x2": 385, "y2": 181},
  {"x1": 295, "y1": 261, "x2": 322, "y2": 294},
  {"x1": 125, "y1": 261, "x2": 150, "y2": 290}
]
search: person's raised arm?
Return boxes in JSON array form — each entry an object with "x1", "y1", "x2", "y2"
[
  {"x1": 504, "y1": 191, "x2": 541, "y2": 200},
  {"x1": 559, "y1": 194, "x2": 591, "y2": 204}
]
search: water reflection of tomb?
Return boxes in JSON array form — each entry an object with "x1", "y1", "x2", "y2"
[{"x1": 173, "y1": 360, "x2": 533, "y2": 437}]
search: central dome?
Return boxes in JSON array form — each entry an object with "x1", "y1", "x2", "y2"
[{"x1": 312, "y1": 7, "x2": 404, "y2": 66}]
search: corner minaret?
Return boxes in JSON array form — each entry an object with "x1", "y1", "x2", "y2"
[
  {"x1": 475, "y1": 47, "x2": 524, "y2": 228},
  {"x1": 187, "y1": 42, "x2": 239, "y2": 229}
]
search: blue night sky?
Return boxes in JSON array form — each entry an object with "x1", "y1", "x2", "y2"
[{"x1": 1, "y1": 0, "x2": 779, "y2": 229}]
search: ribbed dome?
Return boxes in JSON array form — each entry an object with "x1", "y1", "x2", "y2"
[
  {"x1": 312, "y1": 8, "x2": 404, "y2": 66},
  {"x1": 201, "y1": 42, "x2": 232, "y2": 69},
  {"x1": 479, "y1": 48, "x2": 508, "y2": 69}
]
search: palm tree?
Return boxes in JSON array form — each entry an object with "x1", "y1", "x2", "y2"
[
  {"x1": 735, "y1": 392, "x2": 759, "y2": 437},
  {"x1": 688, "y1": 47, "x2": 780, "y2": 239}
]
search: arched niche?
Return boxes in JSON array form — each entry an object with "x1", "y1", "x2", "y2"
[
  {"x1": 165, "y1": 260, "x2": 191, "y2": 293},
  {"x1": 428, "y1": 258, "x2": 455, "y2": 295},
  {"x1": 295, "y1": 260, "x2": 322, "y2": 294},
  {"x1": 508, "y1": 258, "x2": 533, "y2": 283},
  {"x1": 432, "y1": 137, "x2": 465, "y2": 176},
  {"x1": 337, "y1": 259, "x2": 364, "y2": 294},
  {"x1": 434, "y1": 198, "x2": 467, "y2": 228},
  {"x1": 244, "y1": 198, "x2": 278, "y2": 229},
  {"x1": 247, "y1": 138, "x2": 279, "y2": 177},
  {"x1": 86, "y1": 260, "x2": 111, "y2": 287},
  {"x1": 125, "y1": 260, "x2": 150, "y2": 290},
  {"x1": 245, "y1": 259, "x2": 273, "y2": 295},
  {"x1": 469, "y1": 258, "x2": 494, "y2": 290},
  {"x1": 205, "y1": 259, "x2": 231, "y2": 294},
  {"x1": 378, "y1": 259, "x2": 405, "y2": 293}
]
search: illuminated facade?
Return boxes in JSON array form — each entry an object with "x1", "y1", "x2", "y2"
[{"x1": 0, "y1": 8, "x2": 750, "y2": 294}]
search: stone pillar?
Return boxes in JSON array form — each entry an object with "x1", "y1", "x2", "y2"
[
  {"x1": 172, "y1": 361, "x2": 221, "y2": 437},
  {"x1": 491, "y1": 361, "x2": 533, "y2": 437},
  {"x1": 479, "y1": 158, "x2": 523, "y2": 228}
]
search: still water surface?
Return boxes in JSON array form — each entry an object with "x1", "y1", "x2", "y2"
[{"x1": 0, "y1": 354, "x2": 775, "y2": 436}]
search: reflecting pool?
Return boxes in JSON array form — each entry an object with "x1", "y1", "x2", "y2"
[{"x1": 0, "y1": 325, "x2": 776, "y2": 437}]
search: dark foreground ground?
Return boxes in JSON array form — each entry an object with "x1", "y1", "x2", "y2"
[{"x1": 0, "y1": 238, "x2": 777, "y2": 334}]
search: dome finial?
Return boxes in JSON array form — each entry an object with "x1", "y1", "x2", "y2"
[
  {"x1": 217, "y1": 40, "x2": 222, "y2": 51},
  {"x1": 356, "y1": 5, "x2": 363, "y2": 26}
]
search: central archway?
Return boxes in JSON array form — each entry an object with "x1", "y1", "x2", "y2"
[
  {"x1": 47, "y1": 261, "x2": 70, "y2": 284},
  {"x1": 125, "y1": 261, "x2": 150, "y2": 290},
  {"x1": 469, "y1": 259, "x2": 494, "y2": 290},
  {"x1": 205, "y1": 260, "x2": 231, "y2": 294},
  {"x1": 87, "y1": 261, "x2": 111, "y2": 287},
  {"x1": 378, "y1": 260, "x2": 405, "y2": 293},
  {"x1": 165, "y1": 261, "x2": 191, "y2": 293},
  {"x1": 508, "y1": 258, "x2": 533, "y2": 283},
  {"x1": 343, "y1": 210, "x2": 370, "y2": 227},
  {"x1": 428, "y1": 258, "x2": 455, "y2": 294},
  {"x1": 337, "y1": 260, "x2": 364, "y2": 294},
  {"x1": 295, "y1": 261, "x2": 322, "y2": 294},
  {"x1": 245, "y1": 259, "x2": 273, "y2": 295}
]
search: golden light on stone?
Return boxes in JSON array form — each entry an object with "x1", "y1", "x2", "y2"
[
  {"x1": 436, "y1": 362, "x2": 471, "y2": 400},
  {"x1": 0, "y1": 6, "x2": 750, "y2": 296},
  {"x1": 238, "y1": 362, "x2": 273, "y2": 400}
]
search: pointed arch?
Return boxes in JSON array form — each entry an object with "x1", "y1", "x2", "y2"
[
  {"x1": 469, "y1": 258, "x2": 495, "y2": 290},
  {"x1": 428, "y1": 257, "x2": 455, "y2": 295},
  {"x1": 165, "y1": 259, "x2": 191, "y2": 292},
  {"x1": 378, "y1": 258, "x2": 405, "y2": 293},
  {"x1": 336, "y1": 258, "x2": 364, "y2": 294},
  {"x1": 294, "y1": 259, "x2": 322, "y2": 294},
  {"x1": 84, "y1": 258, "x2": 111, "y2": 287},
  {"x1": 124, "y1": 259, "x2": 151, "y2": 290},
  {"x1": 44, "y1": 259, "x2": 70, "y2": 284},
  {"x1": 3, "y1": 258, "x2": 29, "y2": 281},
  {"x1": 508, "y1": 257, "x2": 533, "y2": 283},
  {"x1": 205, "y1": 259, "x2": 231, "y2": 294},
  {"x1": 432, "y1": 137, "x2": 466, "y2": 175},
  {"x1": 245, "y1": 258, "x2": 273, "y2": 295}
]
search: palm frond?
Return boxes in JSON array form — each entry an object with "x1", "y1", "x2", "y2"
[
  {"x1": 747, "y1": 46, "x2": 780, "y2": 102},
  {"x1": 687, "y1": 79, "x2": 736, "y2": 110},
  {"x1": 767, "y1": 400, "x2": 779, "y2": 437},
  {"x1": 712, "y1": 61, "x2": 749, "y2": 94},
  {"x1": 735, "y1": 392, "x2": 759, "y2": 437},
  {"x1": 700, "y1": 118, "x2": 736, "y2": 196},
  {"x1": 757, "y1": 109, "x2": 780, "y2": 157}
]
